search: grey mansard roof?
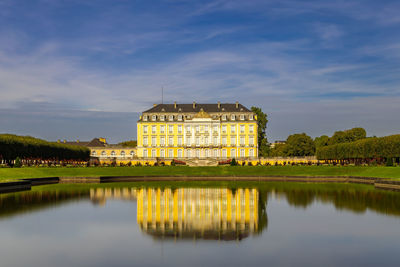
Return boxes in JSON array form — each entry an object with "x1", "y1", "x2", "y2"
[{"x1": 143, "y1": 103, "x2": 252, "y2": 113}]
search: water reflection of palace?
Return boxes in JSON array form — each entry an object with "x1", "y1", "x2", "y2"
[{"x1": 137, "y1": 188, "x2": 260, "y2": 241}]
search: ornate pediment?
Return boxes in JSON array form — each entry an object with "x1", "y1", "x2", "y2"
[{"x1": 193, "y1": 108, "x2": 212, "y2": 119}]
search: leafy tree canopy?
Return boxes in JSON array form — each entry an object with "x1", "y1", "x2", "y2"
[
  {"x1": 118, "y1": 140, "x2": 137, "y2": 147},
  {"x1": 284, "y1": 133, "x2": 315, "y2": 156},
  {"x1": 251, "y1": 106, "x2": 269, "y2": 157}
]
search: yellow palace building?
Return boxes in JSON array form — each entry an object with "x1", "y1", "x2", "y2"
[{"x1": 137, "y1": 102, "x2": 258, "y2": 159}]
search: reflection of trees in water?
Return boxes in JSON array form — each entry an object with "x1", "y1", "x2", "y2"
[{"x1": 263, "y1": 185, "x2": 400, "y2": 216}]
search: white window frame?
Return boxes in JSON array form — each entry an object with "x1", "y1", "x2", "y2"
[
  {"x1": 168, "y1": 149, "x2": 173, "y2": 158},
  {"x1": 152, "y1": 125, "x2": 156, "y2": 134},
  {"x1": 143, "y1": 136, "x2": 148, "y2": 146},
  {"x1": 160, "y1": 125, "x2": 165, "y2": 133},
  {"x1": 169, "y1": 136, "x2": 174, "y2": 146},
  {"x1": 178, "y1": 136, "x2": 182, "y2": 146},
  {"x1": 240, "y1": 114, "x2": 244, "y2": 120},
  {"x1": 240, "y1": 125, "x2": 245, "y2": 133},
  {"x1": 231, "y1": 114, "x2": 235, "y2": 120},
  {"x1": 152, "y1": 115, "x2": 156, "y2": 121},
  {"x1": 151, "y1": 136, "x2": 156, "y2": 146},
  {"x1": 143, "y1": 125, "x2": 148, "y2": 134},
  {"x1": 169, "y1": 125, "x2": 174, "y2": 133},
  {"x1": 169, "y1": 115, "x2": 174, "y2": 121},
  {"x1": 178, "y1": 125, "x2": 182, "y2": 133},
  {"x1": 143, "y1": 115, "x2": 148, "y2": 121}
]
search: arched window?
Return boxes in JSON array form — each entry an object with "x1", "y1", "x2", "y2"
[
  {"x1": 101, "y1": 151, "x2": 106, "y2": 156},
  {"x1": 111, "y1": 151, "x2": 116, "y2": 156},
  {"x1": 130, "y1": 150, "x2": 135, "y2": 156},
  {"x1": 91, "y1": 151, "x2": 97, "y2": 156},
  {"x1": 120, "y1": 151, "x2": 126, "y2": 157}
]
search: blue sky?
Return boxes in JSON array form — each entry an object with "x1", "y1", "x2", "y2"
[{"x1": 1, "y1": 0, "x2": 400, "y2": 143}]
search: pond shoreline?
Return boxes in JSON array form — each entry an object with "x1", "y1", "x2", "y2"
[{"x1": 1, "y1": 175, "x2": 400, "y2": 193}]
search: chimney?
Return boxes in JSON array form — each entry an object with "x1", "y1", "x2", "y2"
[
  {"x1": 235, "y1": 101, "x2": 239, "y2": 108},
  {"x1": 218, "y1": 101, "x2": 221, "y2": 109},
  {"x1": 63, "y1": 140, "x2": 66, "y2": 143},
  {"x1": 193, "y1": 101, "x2": 196, "y2": 109},
  {"x1": 153, "y1": 104, "x2": 157, "y2": 107},
  {"x1": 174, "y1": 102, "x2": 177, "y2": 109}
]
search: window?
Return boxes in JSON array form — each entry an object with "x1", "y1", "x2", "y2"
[
  {"x1": 249, "y1": 149, "x2": 254, "y2": 158},
  {"x1": 143, "y1": 149, "x2": 148, "y2": 158},
  {"x1": 249, "y1": 136, "x2": 254, "y2": 145},
  {"x1": 213, "y1": 125, "x2": 218, "y2": 132},
  {"x1": 240, "y1": 114, "x2": 244, "y2": 120},
  {"x1": 249, "y1": 114, "x2": 254, "y2": 120},
  {"x1": 152, "y1": 125, "x2": 156, "y2": 134},
  {"x1": 222, "y1": 115, "x2": 227, "y2": 120},
  {"x1": 240, "y1": 136, "x2": 245, "y2": 145},
  {"x1": 169, "y1": 125, "x2": 174, "y2": 133},
  {"x1": 230, "y1": 149, "x2": 236, "y2": 158},
  {"x1": 152, "y1": 136, "x2": 156, "y2": 146},
  {"x1": 178, "y1": 115, "x2": 183, "y2": 121},
  {"x1": 168, "y1": 149, "x2": 173, "y2": 158},
  {"x1": 213, "y1": 149, "x2": 218, "y2": 157},
  {"x1": 205, "y1": 125, "x2": 209, "y2": 132},
  {"x1": 160, "y1": 115, "x2": 165, "y2": 121},
  {"x1": 130, "y1": 151, "x2": 134, "y2": 156},
  {"x1": 169, "y1": 136, "x2": 174, "y2": 146},
  {"x1": 196, "y1": 150, "x2": 200, "y2": 158},
  {"x1": 160, "y1": 149, "x2": 165, "y2": 158},
  {"x1": 231, "y1": 125, "x2": 236, "y2": 133},
  {"x1": 240, "y1": 149, "x2": 245, "y2": 158},
  {"x1": 205, "y1": 149, "x2": 209, "y2": 157},
  {"x1": 187, "y1": 149, "x2": 191, "y2": 158},
  {"x1": 143, "y1": 136, "x2": 148, "y2": 145},
  {"x1": 222, "y1": 125, "x2": 227, "y2": 133},
  {"x1": 249, "y1": 125, "x2": 254, "y2": 133},
  {"x1": 230, "y1": 136, "x2": 236, "y2": 145},
  {"x1": 186, "y1": 125, "x2": 191, "y2": 133},
  {"x1": 222, "y1": 137, "x2": 227, "y2": 145},
  {"x1": 101, "y1": 151, "x2": 106, "y2": 156},
  {"x1": 160, "y1": 125, "x2": 165, "y2": 133},
  {"x1": 195, "y1": 125, "x2": 200, "y2": 132},
  {"x1": 111, "y1": 151, "x2": 116, "y2": 156},
  {"x1": 152, "y1": 115, "x2": 156, "y2": 121},
  {"x1": 169, "y1": 115, "x2": 174, "y2": 121},
  {"x1": 231, "y1": 114, "x2": 235, "y2": 120},
  {"x1": 121, "y1": 151, "x2": 126, "y2": 157},
  {"x1": 186, "y1": 136, "x2": 191, "y2": 145},
  {"x1": 143, "y1": 125, "x2": 148, "y2": 134},
  {"x1": 178, "y1": 136, "x2": 182, "y2": 146},
  {"x1": 240, "y1": 125, "x2": 245, "y2": 133},
  {"x1": 222, "y1": 149, "x2": 227, "y2": 158},
  {"x1": 204, "y1": 136, "x2": 209, "y2": 145},
  {"x1": 151, "y1": 149, "x2": 156, "y2": 158},
  {"x1": 143, "y1": 115, "x2": 148, "y2": 121},
  {"x1": 213, "y1": 136, "x2": 218, "y2": 145},
  {"x1": 196, "y1": 137, "x2": 200, "y2": 145},
  {"x1": 178, "y1": 149, "x2": 183, "y2": 158},
  {"x1": 160, "y1": 136, "x2": 165, "y2": 145},
  {"x1": 178, "y1": 125, "x2": 182, "y2": 133}
]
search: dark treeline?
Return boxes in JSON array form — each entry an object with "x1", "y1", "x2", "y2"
[
  {"x1": 316, "y1": 134, "x2": 400, "y2": 163},
  {"x1": 0, "y1": 134, "x2": 90, "y2": 164}
]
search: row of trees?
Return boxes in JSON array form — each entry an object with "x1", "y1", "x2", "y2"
[
  {"x1": 316, "y1": 134, "x2": 400, "y2": 161},
  {"x1": 0, "y1": 134, "x2": 90, "y2": 163},
  {"x1": 269, "y1": 128, "x2": 368, "y2": 157}
]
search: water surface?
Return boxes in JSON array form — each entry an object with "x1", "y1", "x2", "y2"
[{"x1": 0, "y1": 181, "x2": 399, "y2": 267}]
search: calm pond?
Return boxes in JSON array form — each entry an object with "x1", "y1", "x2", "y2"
[{"x1": 0, "y1": 181, "x2": 399, "y2": 267}]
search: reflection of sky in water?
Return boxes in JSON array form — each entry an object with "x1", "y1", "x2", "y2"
[{"x1": 0, "y1": 185, "x2": 399, "y2": 267}]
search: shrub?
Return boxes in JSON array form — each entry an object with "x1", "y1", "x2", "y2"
[
  {"x1": 247, "y1": 161, "x2": 253, "y2": 166},
  {"x1": 14, "y1": 157, "x2": 22, "y2": 168},
  {"x1": 230, "y1": 158, "x2": 237, "y2": 166},
  {"x1": 386, "y1": 157, "x2": 394, "y2": 167}
]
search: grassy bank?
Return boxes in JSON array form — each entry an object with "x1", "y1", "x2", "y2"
[{"x1": 0, "y1": 165, "x2": 400, "y2": 182}]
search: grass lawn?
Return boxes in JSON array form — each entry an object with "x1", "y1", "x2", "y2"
[{"x1": 0, "y1": 165, "x2": 400, "y2": 182}]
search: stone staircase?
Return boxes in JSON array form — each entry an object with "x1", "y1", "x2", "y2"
[{"x1": 185, "y1": 158, "x2": 219, "y2": 167}]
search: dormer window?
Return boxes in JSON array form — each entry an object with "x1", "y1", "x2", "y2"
[
  {"x1": 143, "y1": 115, "x2": 148, "y2": 121},
  {"x1": 160, "y1": 115, "x2": 165, "y2": 121},
  {"x1": 240, "y1": 114, "x2": 244, "y2": 120},
  {"x1": 249, "y1": 114, "x2": 254, "y2": 120},
  {"x1": 152, "y1": 115, "x2": 156, "y2": 121},
  {"x1": 222, "y1": 115, "x2": 227, "y2": 121},
  {"x1": 178, "y1": 115, "x2": 183, "y2": 121},
  {"x1": 231, "y1": 114, "x2": 235, "y2": 121},
  {"x1": 169, "y1": 115, "x2": 174, "y2": 121}
]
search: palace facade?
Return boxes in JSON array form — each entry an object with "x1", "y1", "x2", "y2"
[{"x1": 137, "y1": 102, "x2": 258, "y2": 159}]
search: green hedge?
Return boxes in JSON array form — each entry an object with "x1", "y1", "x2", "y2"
[
  {"x1": 316, "y1": 134, "x2": 400, "y2": 160},
  {"x1": 0, "y1": 134, "x2": 90, "y2": 161}
]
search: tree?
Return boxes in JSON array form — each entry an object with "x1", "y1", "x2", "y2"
[
  {"x1": 251, "y1": 106, "x2": 269, "y2": 157},
  {"x1": 315, "y1": 135, "x2": 329, "y2": 148},
  {"x1": 328, "y1": 127, "x2": 366, "y2": 145},
  {"x1": 284, "y1": 133, "x2": 315, "y2": 156},
  {"x1": 269, "y1": 143, "x2": 286, "y2": 157}
]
